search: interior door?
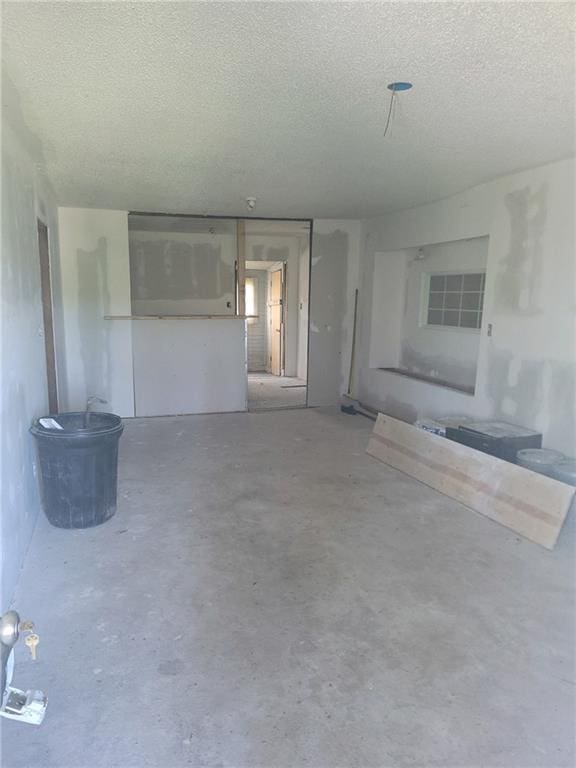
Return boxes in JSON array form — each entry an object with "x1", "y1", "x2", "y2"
[{"x1": 268, "y1": 267, "x2": 283, "y2": 375}]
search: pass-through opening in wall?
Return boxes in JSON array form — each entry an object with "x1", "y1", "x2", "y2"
[{"x1": 126, "y1": 212, "x2": 312, "y2": 415}]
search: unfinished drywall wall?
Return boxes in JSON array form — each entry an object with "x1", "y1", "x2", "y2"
[
  {"x1": 369, "y1": 251, "x2": 407, "y2": 370},
  {"x1": 308, "y1": 220, "x2": 362, "y2": 406},
  {"x1": 357, "y1": 158, "x2": 576, "y2": 455},
  {"x1": 132, "y1": 319, "x2": 247, "y2": 416},
  {"x1": 1, "y1": 72, "x2": 61, "y2": 606},
  {"x1": 246, "y1": 269, "x2": 268, "y2": 371},
  {"x1": 58, "y1": 208, "x2": 134, "y2": 417},
  {"x1": 128, "y1": 217, "x2": 236, "y2": 316}
]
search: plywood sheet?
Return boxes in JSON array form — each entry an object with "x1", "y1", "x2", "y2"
[{"x1": 367, "y1": 414, "x2": 574, "y2": 549}]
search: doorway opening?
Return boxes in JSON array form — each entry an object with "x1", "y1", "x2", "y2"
[
  {"x1": 125, "y1": 212, "x2": 311, "y2": 416},
  {"x1": 37, "y1": 219, "x2": 58, "y2": 413},
  {"x1": 239, "y1": 219, "x2": 310, "y2": 411}
]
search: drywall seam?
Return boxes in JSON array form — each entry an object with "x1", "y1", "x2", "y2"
[{"x1": 308, "y1": 220, "x2": 362, "y2": 406}]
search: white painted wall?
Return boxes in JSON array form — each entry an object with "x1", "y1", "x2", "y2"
[
  {"x1": 57, "y1": 208, "x2": 134, "y2": 417},
  {"x1": 132, "y1": 319, "x2": 247, "y2": 416},
  {"x1": 1, "y1": 106, "x2": 61, "y2": 606},
  {"x1": 308, "y1": 220, "x2": 363, "y2": 405},
  {"x1": 357, "y1": 158, "x2": 576, "y2": 455}
]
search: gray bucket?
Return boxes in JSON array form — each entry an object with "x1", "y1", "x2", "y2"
[
  {"x1": 552, "y1": 458, "x2": 576, "y2": 487},
  {"x1": 517, "y1": 448, "x2": 564, "y2": 478}
]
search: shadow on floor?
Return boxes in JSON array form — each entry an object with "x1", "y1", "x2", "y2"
[{"x1": 248, "y1": 372, "x2": 307, "y2": 411}]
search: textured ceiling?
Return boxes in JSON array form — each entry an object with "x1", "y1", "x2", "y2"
[{"x1": 2, "y1": 1, "x2": 574, "y2": 218}]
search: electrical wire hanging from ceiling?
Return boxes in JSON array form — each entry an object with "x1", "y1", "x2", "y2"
[
  {"x1": 383, "y1": 82, "x2": 413, "y2": 139},
  {"x1": 382, "y1": 88, "x2": 397, "y2": 138}
]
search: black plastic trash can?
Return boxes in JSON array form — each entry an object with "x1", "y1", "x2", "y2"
[{"x1": 30, "y1": 412, "x2": 124, "y2": 529}]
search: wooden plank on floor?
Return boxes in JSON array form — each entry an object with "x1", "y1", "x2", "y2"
[{"x1": 366, "y1": 413, "x2": 575, "y2": 549}]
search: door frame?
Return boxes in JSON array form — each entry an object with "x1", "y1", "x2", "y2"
[
  {"x1": 37, "y1": 218, "x2": 58, "y2": 413},
  {"x1": 130, "y1": 212, "x2": 313, "y2": 407}
]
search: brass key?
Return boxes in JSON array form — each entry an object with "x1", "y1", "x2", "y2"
[{"x1": 25, "y1": 633, "x2": 40, "y2": 660}]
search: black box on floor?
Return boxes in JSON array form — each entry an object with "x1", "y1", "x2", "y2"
[{"x1": 445, "y1": 421, "x2": 542, "y2": 463}]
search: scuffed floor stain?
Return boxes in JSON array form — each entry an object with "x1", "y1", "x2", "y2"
[{"x1": 158, "y1": 659, "x2": 185, "y2": 677}]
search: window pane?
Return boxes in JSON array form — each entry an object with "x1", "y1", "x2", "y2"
[
  {"x1": 461, "y1": 292, "x2": 481, "y2": 310},
  {"x1": 442, "y1": 310, "x2": 459, "y2": 326},
  {"x1": 245, "y1": 278, "x2": 256, "y2": 316},
  {"x1": 444, "y1": 292, "x2": 461, "y2": 309},
  {"x1": 429, "y1": 275, "x2": 445, "y2": 291},
  {"x1": 427, "y1": 271, "x2": 485, "y2": 330},
  {"x1": 446, "y1": 274, "x2": 463, "y2": 291},
  {"x1": 463, "y1": 273, "x2": 483, "y2": 291},
  {"x1": 427, "y1": 309, "x2": 442, "y2": 325},
  {"x1": 428, "y1": 292, "x2": 444, "y2": 309},
  {"x1": 460, "y1": 311, "x2": 479, "y2": 328}
]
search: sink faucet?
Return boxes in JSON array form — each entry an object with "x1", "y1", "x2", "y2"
[{"x1": 84, "y1": 395, "x2": 107, "y2": 428}]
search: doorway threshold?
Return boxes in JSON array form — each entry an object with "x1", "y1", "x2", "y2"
[{"x1": 248, "y1": 403, "x2": 308, "y2": 413}]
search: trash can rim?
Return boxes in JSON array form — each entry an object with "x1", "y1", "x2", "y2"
[{"x1": 30, "y1": 411, "x2": 124, "y2": 438}]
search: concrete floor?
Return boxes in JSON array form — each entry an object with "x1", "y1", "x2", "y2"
[
  {"x1": 248, "y1": 373, "x2": 307, "y2": 411},
  {"x1": 3, "y1": 408, "x2": 575, "y2": 767}
]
